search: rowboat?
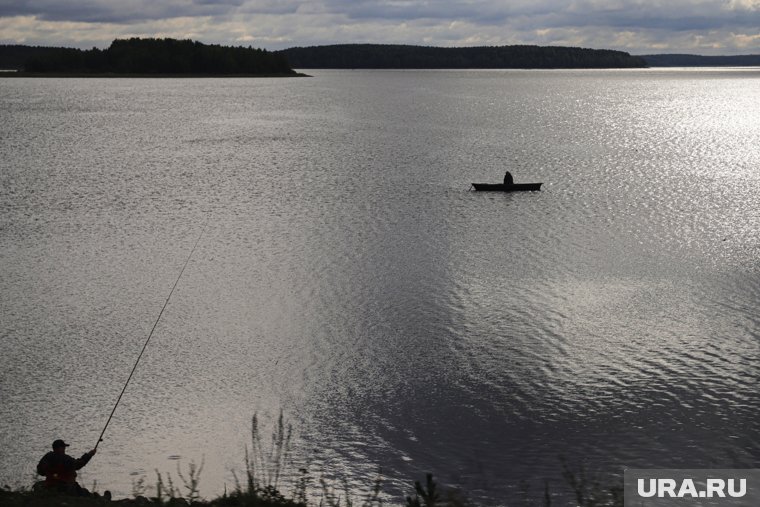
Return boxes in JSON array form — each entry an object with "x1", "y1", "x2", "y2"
[{"x1": 471, "y1": 182, "x2": 542, "y2": 192}]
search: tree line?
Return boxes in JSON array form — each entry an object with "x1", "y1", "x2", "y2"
[
  {"x1": 0, "y1": 38, "x2": 296, "y2": 75},
  {"x1": 5, "y1": 41, "x2": 760, "y2": 72},
  {"x1": 277, "y1": 44, "x2": 648, "y2": 69},
  {"x1": 640, "y1": 54, "x2": 760, "y2": 66}
]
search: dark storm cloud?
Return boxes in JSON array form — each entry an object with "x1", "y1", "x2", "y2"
[{"x1": 0, "y1": 0, "x2": 245, "y2": 23}]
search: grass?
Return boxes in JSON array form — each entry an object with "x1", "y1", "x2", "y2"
[{"x1": 3, "y1": 414, "x2": 623, "y2": 507}]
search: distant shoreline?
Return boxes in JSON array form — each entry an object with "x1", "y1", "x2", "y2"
[
  {"x1": 640, "y1": 53, "x2": 760, "y2": 67},
  {"x1": 277, "y1": 43, "x2": 647, "y2": 69},
  {"x1": 0, "y1": 71, "x2": 310, "y2": 78},
  {"x1": 3, "y1": 41, "x2": 760, "y2": 73}
]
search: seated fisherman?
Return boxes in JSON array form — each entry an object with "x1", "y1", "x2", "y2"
[
  {"x1": 37, "y1": 439, "x2": 97, "y2": 496},
  {"x1": 503, "y1": 171, "x2": 514, "y2": 185}
]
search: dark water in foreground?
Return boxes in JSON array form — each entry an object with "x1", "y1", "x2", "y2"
[{"x1": 1, "y1": 69, "x2": 760, "y2": 504}]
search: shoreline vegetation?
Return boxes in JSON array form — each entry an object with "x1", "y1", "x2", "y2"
[
  {"x1": 279, "y1": 44, "x2": 646, "y2": 69},
  {"x1": 639, "y1": 53, "x2": 760, "y2": 67},
  {"x1": 2, "y1": 414, "x2": 623, "y2": 507},
  {"x1": 1, "y1": 40, "x2": 644, "y2": 73},
  {"x1": 0, "y1": 38, "x2": 304, "y2": 77},
  {"x1": 2, "y1": 39, "x2": 759, "y2": 74},
  {"x1": 0, "y1": 72, "x2": 309, "y2": 78}
]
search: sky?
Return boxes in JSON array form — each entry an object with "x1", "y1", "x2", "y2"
[{"x1": 0, "y1": 0, "x2": 759, "y2": 55}]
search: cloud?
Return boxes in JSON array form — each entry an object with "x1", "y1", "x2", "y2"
[
  {"x1": 559, "y1": 0, "x2": 760, "y2": 31},
  {"x1": 5, "y1": 0, "x2": 756, "y2": 26},
  {"x1": 0, "y1": 0, "x2": 758, "y2": 54}
]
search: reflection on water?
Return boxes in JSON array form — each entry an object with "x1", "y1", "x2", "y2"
[{"x1": 1, "y1": 70, "x2": 760, "y2": 503}]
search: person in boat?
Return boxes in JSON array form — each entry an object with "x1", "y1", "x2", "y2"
[
  {"x1": 36, "y1": 439, "x2": 97, "y2": 496},
  {"x1": 503, "y1": 171, "x2": 514, "y2": 186}
]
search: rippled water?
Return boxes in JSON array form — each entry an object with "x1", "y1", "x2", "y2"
[{"x1": 1, "y1": 69, "x2": 760, "y2": 504}]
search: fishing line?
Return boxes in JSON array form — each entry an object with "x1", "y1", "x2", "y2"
[{"x1": 95, "y1": 220, "x2": 208, "y2": 449}]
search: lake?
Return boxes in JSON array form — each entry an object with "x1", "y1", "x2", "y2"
[{"x1": 1, "y1": 68, "x2": 759, "y2": 504}]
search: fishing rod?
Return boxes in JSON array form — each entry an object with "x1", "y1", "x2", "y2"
[{"x1": 95, "y1": 221, "x2": 208, "y2": 450}]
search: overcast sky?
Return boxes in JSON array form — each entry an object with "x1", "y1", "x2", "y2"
[{"x1": 0, "y1": 0, "x2": 758, "y2": 55}]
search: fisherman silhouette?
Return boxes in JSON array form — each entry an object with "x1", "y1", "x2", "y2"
[
  {"x1": 36, "y1": 439, "x2": 99, "y2": 496},
  {"x1": 503, "y1": 171, "x2": 514, "y2": 185}
]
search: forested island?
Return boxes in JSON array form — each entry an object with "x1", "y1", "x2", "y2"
[
  {"x1": 0, "y1": 38, "x2": 299, "y2": 76},
  {"x1": 277, "y1": 44, "x2": 647, "y2": 68}
]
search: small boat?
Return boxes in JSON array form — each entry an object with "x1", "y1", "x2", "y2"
[{"x1": 471, "y1": 182, "x2": 542, "y2": 192}]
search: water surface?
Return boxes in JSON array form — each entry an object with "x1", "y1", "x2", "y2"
[{"x1": 1, "y1": 69, "x2": 759, "y2": 504}]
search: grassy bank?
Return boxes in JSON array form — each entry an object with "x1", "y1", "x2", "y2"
[
  {"x1": 5, "y1": 414, "x2": 622, "y2": 506},
  {"x1": 1, "y1": 462, "x2": 623, "y2": 507},
  {"x1": 0, "y1": 488, "x2": 304, "y2": 507}
]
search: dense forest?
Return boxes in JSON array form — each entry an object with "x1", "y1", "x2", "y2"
[
  {"x1": 641, "y1": 54, "x2": 760, "y2": 66},
  {"x1": 5, "y1": 40, "x2": 758, "y2": 73},
  {"x1": 277, "y1": 44, "x2": 647, "y2": 68},
  {"x1": 0, "y1": 44, "x2": 74, "y2": 69},
  {"x1": 0, "y1": 38, "x2": 297, "y2": 75}
]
